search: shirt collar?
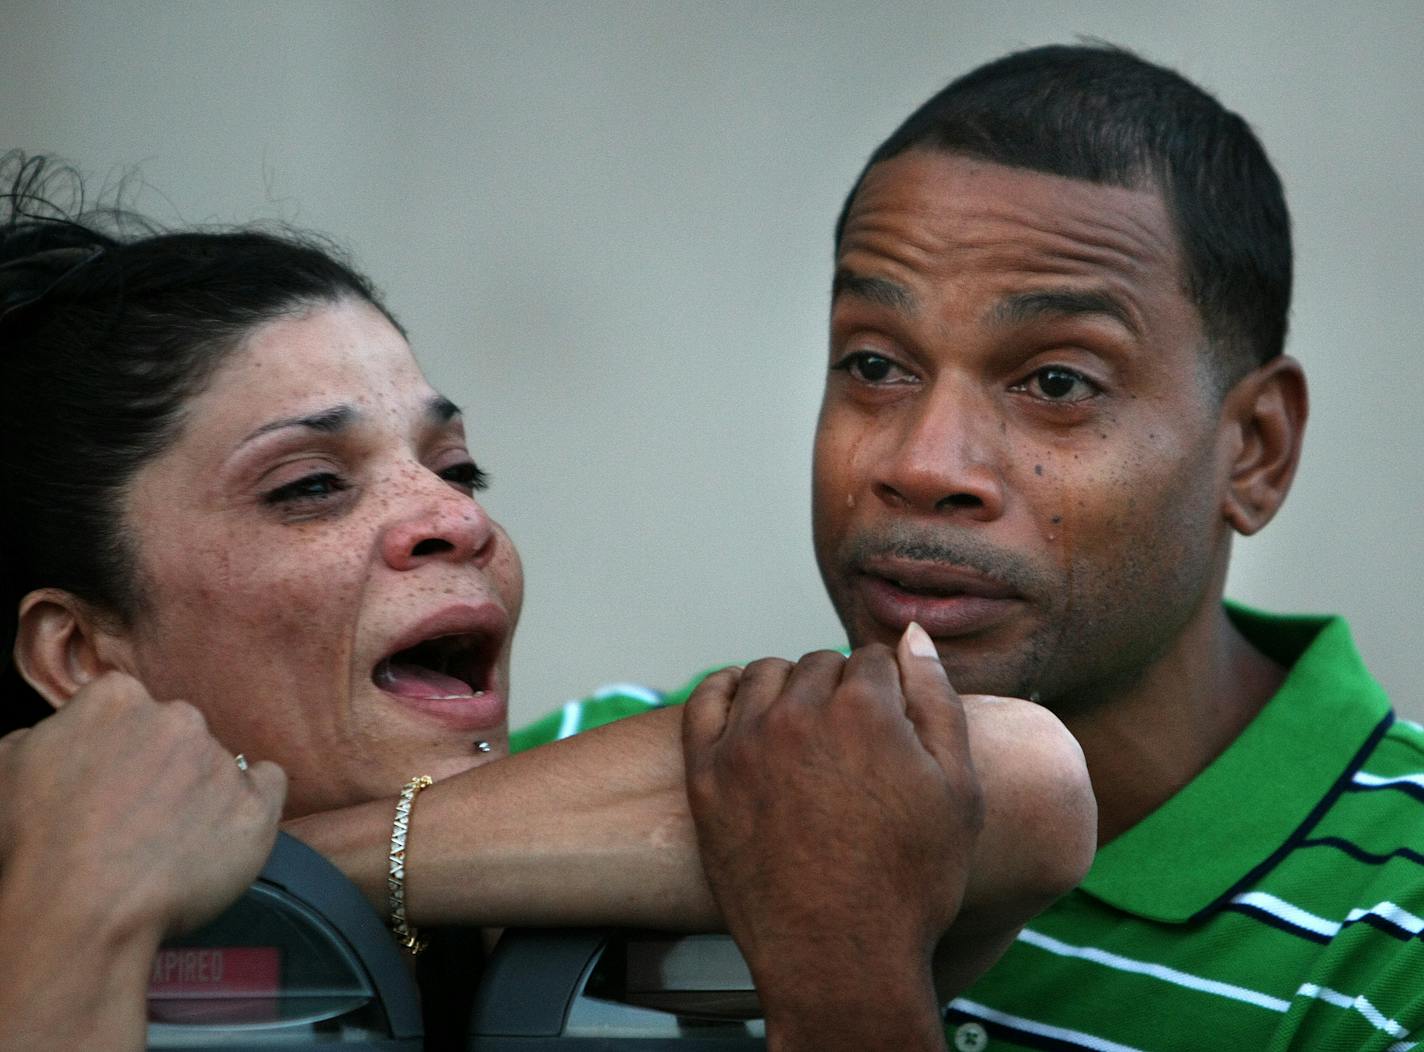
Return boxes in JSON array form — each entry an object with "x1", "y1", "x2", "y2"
[{"x1": 1077, "y1": 605, "x2": 1392, "y2": 923}]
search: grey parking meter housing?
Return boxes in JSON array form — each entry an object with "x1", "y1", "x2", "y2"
[
  {"x1": 146, "y1": 831, "x2": 423, "y2": 1050},
  {"x1": 145, "y1": 833, "x2": 770, "y2": 1050},
  {"x1": 468, "y1": 928, "x2": 766, "y2": 1050}
]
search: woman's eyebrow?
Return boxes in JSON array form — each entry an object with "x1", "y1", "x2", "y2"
[
  {"x1": 427, "y1": 395, "x2": 462, "y2": 423},
  {"x1": 238, "y1": 405, "x2": 357, "y2": 447}
]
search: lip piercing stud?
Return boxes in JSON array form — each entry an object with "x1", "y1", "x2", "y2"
[
  {"x1": 234, "y1": 753, "x2": 249, "y2": 771},
  {"x1": 474, "y1": 740, "x2": 492, "y2": 754}
]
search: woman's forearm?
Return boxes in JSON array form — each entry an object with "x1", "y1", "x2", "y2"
[
  {"x1": 287, "y1": 696, "x2": 1093, "y2": 932},
  {"x1": 287, "y1": 705, "x2": 717, "y2": 927}
]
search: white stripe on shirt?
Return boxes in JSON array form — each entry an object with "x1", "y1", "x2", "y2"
[
  {"x1": 1298, "y1": 983, "x2": 1413, "y2": 1041},
  {"x1": 1355, "y1": 770, "x2": 1424, "y2": 792},
  {"x1": 556, "y1": 700, "x2": 585, "y2": 740},
  {"x1": 1232, "y1": 890, "x2": 1342, "y2": 937},
  {"x1": 591, "y1": 682, "x2": 663, "y2": 704},
  {"x1": 1343, "y1": 901, "x2": 1424, "y2": 935},
  {"x1": 948, "y1": 998, "x2": 1149, "y2": 1052},
  {"x1": 1017, "y1": 928, "x2": 1289, "y2": 1012}
]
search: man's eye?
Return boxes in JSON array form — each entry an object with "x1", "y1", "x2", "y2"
[
  {"x1": 1020, "y1": 366, "x2": 1099, "y2": 403},
  {"x1": 263, "y1": 472, "x2": 349, "y2": 505},
  {"x1": 832, "y1": 351, "x2": 909, "y2": 384},
  {"x1": 440, "y1": 462, "x2": 490, "y2": 495}
]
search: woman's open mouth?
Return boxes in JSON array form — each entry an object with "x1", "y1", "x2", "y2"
[
  {"x1": 371, "y1": 607, "x2": 508, "y2": 730},
  {"x1": 373, "y1": 634, "x2": 491, "y2": 700}
]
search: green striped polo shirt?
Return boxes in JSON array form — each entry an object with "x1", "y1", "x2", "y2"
[{"x1": 513, "y1": 607, "x2": 1422, "y2": 1050}]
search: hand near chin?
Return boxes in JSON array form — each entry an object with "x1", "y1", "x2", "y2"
[
  {"x1": 682, "y1": 627, "x2": 981, "y2": 1051},
  {"x1": 0, "y1": 670, "x2": 286, "y2": 940}
]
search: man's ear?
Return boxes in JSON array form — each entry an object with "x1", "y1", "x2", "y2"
[
  {"x1": 1220, "y1": 355, "x2": 1308, "y2": 537},
  {"x1": 14, "y1": 589, "x2": 134, "y2": 710}
]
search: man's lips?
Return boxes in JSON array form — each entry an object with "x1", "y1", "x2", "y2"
[{"x1": 853, "y1": 557, "x2": 1023, "y2": 637}]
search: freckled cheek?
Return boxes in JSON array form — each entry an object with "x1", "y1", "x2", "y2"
[
  {"x1": 492, "y1": 530, "x2": 525, "y2": 627},
  {"x1": 168, "y1": 542, "x2": 364, "y2": 668}
]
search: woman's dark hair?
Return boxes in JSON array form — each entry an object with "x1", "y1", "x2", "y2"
[
  {"x1": 0, "y1": 152, "x2": 397, "y2": 732},
  {"x1": 834, "y1": 43, "x2": 1292, "y2": 387}
]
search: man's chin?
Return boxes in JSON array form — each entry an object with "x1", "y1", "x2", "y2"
[{"x1": 845, "y1": 618, "x2": 1046, "y2": 700}]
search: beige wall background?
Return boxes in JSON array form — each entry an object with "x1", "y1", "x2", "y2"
[{"x1": 3, "y1": 1, "x2": 1419, "y2": 726}]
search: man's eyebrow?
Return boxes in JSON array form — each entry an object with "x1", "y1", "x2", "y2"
[
  {"x1": 240, "y1": 405, "x2": 357, "y2": 447},
  {"x1": 831, "y1": 269, "x2": 918, "y2": 315},
  {"x1": 988, "y1": 289, "x2": 1141, "y2": 338}
]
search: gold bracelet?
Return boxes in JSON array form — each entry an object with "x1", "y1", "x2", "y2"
[{"x1": 387, "y1": 775, "x2": 433, "y2": 954}]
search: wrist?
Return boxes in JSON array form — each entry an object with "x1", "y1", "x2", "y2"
[
  {"x1": 761, "y1": 976, "x2": 946, "y2": 1052},
  {"x1": 750, "y1": 940, "x2": 945, "y2": 1052},
  {"x1": 0, "y1": 873, "x2": 163, "y2": 1049}
]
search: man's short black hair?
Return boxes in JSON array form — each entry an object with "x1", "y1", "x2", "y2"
[{"x1": 835, "y1": 43, "x2": 1292, "y2": 383}]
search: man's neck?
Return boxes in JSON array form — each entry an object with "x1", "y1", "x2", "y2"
[{"x1": 1061, "y1": 605, "x2": 1288, "y2": 846}]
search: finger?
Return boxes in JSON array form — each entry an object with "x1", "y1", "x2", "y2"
[
  {"x1": 683, "y1": 666, "x2": 743, "y2": 755},
  {"x1": 840, "y1": 641, "x2": 904, "y2": 711},
  {"x1": 243, "y1": 760, "x2": 288, "y2": 822},
  {"x1": 723, "y1": 657, "x2": 793, "y2": 733},
  {"x1": 898, "y1": 622, "x2": 971, "y2": 765},
  {"x1": 779, "y1": 650, "x2": 849, "y2": 709}
]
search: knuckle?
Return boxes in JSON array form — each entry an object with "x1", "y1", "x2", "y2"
[
  {"x1": 688, "y1": 668, "x2": 738, "y2": 702},
  {"x1": 859, "y1": 641, "x2": 895, "y2": 662},
  {"x1": 163, "y1": 699, "x2": 212, "y2": 737},
  {"x1": 90, "y1": 669, "x2": 145, "y2": 706},
  {"x1": 834, "y1": 678, "x2": 886, "y2": 712},
  {"x1": 796, "y1": 648, "x2": 846, "y2": 668},
  {"x1": 741, "y1": 657, "x2": 790, "y2": 681}
]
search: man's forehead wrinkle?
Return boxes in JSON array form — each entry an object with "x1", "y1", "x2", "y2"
[{"x1": 835, "y1": 213, "x2": 962, "y2": 314}]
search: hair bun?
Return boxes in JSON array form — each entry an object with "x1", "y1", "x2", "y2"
[{"x1": 0, "y1": 244, "x2": 106, "y2": 323}]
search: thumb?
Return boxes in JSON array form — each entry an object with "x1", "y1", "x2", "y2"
[{"x1": 897, "y1": 622, "x2": 969, "y2": 762}]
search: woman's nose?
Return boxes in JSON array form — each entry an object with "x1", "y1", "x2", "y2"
[{"x1": 380, "y1": 473, "x2": 496, "y2": 571}]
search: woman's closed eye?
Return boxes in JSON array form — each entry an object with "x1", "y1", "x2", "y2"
[
  {"x1": 263, "y1": 471, "x2": 350, "y2": 506},
  {"x1": 440, "y1": 461, "x2": 490, "y2": 495}
]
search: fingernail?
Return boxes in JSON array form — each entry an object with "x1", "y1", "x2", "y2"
[{"x1": 904, "y1": 621, "x2": 938, "y2": 658}]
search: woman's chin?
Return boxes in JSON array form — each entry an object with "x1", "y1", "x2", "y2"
[{"x1": 425, "y1": 738, "x2": 509, "y2": 782}]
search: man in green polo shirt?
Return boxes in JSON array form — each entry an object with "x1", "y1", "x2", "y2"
[{"x1": 520, "y1": 44, "x2": 1422, "y2": 1049}]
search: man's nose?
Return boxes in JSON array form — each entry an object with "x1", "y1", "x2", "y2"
[
  {"x1": 380, "y1": 472, "x2": 496, "y2": 570},
  {"x1": 872, "y1": 386, "x2": 1006, "y2": 520}
]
